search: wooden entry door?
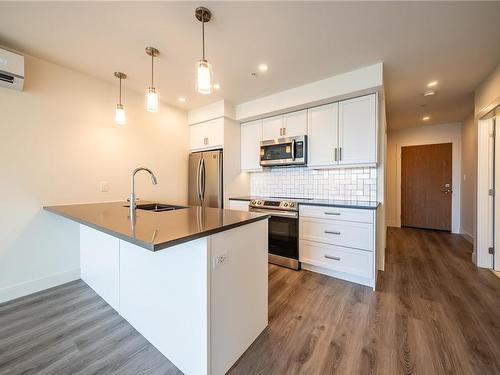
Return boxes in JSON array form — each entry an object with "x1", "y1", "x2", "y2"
[{"x1": 401, "y1": 143, "x2": 452, "y2": 231}]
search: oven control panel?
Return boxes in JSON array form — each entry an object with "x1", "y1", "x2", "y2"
[{"x1": 249, "y1": 199, "x2": 298, "y2": 211}]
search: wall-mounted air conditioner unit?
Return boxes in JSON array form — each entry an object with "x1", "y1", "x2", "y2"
[{"x1": 0, "y1": 48, "x2": 24, "y2": 91}]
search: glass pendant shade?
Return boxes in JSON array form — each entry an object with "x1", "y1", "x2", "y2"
[
  {"x1": 115, "y1": 104, "x2": 126, "y2": 125},
  {"x1": 146, "y1": 87, "x2": 159, "y2": 112},
  {"x1": 196, "y1": 60, "x2": 213, "y2": 94}
]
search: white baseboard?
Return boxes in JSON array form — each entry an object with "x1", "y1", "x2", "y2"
[
  {"x1": 0, "y1": 268, "x2": 81, "y2": 304},
  {"x1": 460, "y1": 228, "x2": 474, "y2": 244},
  {"x1": 385, "y1": 221, "x2": 399, "y2": 228}
]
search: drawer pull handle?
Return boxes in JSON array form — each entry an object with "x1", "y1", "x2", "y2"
[
  {"x1": 324, "y1": 212, "x2": 341, "y2": 215},
  {"x1": 324, "y1": 255, "x2": 341, "y2": 261},
  {"x1": 324, "y1": 230, "x2": 341, "y2": 235}
]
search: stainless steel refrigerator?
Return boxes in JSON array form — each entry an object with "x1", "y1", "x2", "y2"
[{"x1": 188, "y1": 150, "x2": 223, "y2": 208}]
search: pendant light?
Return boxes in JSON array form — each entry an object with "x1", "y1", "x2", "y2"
[
  {"x1": 145, "y1": 47, "x2": 160, "y2": 112},
  {"x1": 195, "y1": 7, "x2": 213, "y2": 94},
  {"x1": 114, "y1": 72, "x2": 127, "y2": 125}
]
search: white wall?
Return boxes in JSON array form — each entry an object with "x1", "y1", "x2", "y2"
[
  {"x1": 460, "y1": 114, "x2": 476, "y2": 241},
  {"x1": 0, "y1": 54, "x2": 189, "y2": 302},
  {"x1": 386, "y1": 122, "x2": 462, "y2": 233},
  {"x1": 475, "y1": 63, "x2": 500, "y2": 117}
]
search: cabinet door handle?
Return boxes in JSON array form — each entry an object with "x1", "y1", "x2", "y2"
[
  {"x1": 339, "y1": 147, "x2": 342, "y2": 161},
  {"x1": 279, "y1": 128, "x2": 282, "y2": 136},
  {"x1": 204, "y1": 137, "x2": 209, "y2": 145},
  {"x1": 324, "y1": 230, "x2": 341, "y2": 235},
  {"x1": 324, "y1": 212, "x2": 341, "y2": 216},
  {"x1": 324, "y1": 255, "x2": 341, "y2": 261},
  {"x1": 334, "y1": 147, "x2": 338, "y2": 162}
]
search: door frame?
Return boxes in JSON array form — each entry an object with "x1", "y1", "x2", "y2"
[
  {"x1": 395, "y1": 137, "x2": 461, "y2": 233},
  {"x1": 476, "y1": 117, "x2": 495, "y2": 268}
]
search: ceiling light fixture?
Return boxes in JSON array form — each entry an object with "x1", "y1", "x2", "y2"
[
  {"x1": 114, "y1": 72, "x2": 127, "y2": 125},
  {"x1": 145, "y1": 47, "x2": 160, "y2": 112},
  {"x1": 178, "y1": 97, "x2": 186, "y2": 103},
  {"x1": 258, "y1": 64, "x2": 268, "y2": 72},
  {"x1": 423, "y1": 90, "x2": 436, "y2": 96},
  {"x1": 195, "y1": 7, "x2": 213, "y2": 94},
  {"x1": 427, "y1": 80, "x2": 438, "y2": 87},
  {"x1": 422, "y1": 116, "x2": 430, "y2": 121}
]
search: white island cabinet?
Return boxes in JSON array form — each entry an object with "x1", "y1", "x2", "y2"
[{"x1": 78, "y1": 218, "x2": 268, "y2": 375}]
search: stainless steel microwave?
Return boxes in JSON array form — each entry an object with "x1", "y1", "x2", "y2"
[{"x1": 260, "y1": 135, "x2": 307, "y2": 167}]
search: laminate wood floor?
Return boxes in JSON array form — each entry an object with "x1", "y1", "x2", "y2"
[
  {"x1": 1, "y1": 228, "x2": 500, "y2": 375},
  {"x1": 229, "y1": 227, "x2": 500, "y2": 375}
]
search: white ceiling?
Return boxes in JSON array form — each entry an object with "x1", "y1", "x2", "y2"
[{"x1": 0, "y1": 2, "x2": 499, "y2": 130}]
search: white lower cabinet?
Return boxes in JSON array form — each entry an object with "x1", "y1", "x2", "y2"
[
  {"x1": 299, "y1": 205, "x2": 377, "y2": 289},
  {"x1": 300, "y1": 240, "x2": 373, "y2": 279},
  {"x1": 79, "y1": 220, "x2": 268, "y2": 375}
]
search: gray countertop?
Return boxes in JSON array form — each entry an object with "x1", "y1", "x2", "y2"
[
  {"x1": 229, "y1": 196, "x2": 379, "y2": 210},
  {"x1": 44, "y1": 201, "x2": 269, "y2": 251}
]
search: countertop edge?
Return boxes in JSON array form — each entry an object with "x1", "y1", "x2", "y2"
[
  {"x1": 151, "y1": 214, "x2": 269, "y2": 251},
  {"x1": 228, "y1": 197, "x2": 380, "y2": 210},
  {"x1": 44, "y1": 206, "x2": 269, "y2": 251}
]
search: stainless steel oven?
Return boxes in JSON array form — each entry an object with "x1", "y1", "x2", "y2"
[
  {"x1": 260, "y1": 135, "x2": 307, "y2": 167},
  {"x1": 249, "y1": 199, "x2": 300, "y2": 270}
]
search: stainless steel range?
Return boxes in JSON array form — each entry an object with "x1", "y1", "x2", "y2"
[{"x1": 249, "y1": 198, "x2": 299, "y2": 270}]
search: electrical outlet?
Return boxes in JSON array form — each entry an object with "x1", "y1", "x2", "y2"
[
  {"x1": 214, "y1": 254, "x2": 228, "y2": 268},
  {"x1": 100, "y1": 181, "x2": 109, "y2": 192}
]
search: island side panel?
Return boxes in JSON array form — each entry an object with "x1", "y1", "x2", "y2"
[
  {"x1": 209, "y1": 219, "x2": 268, "y2": 375},
  {"x1": 80, "y1": 224, "x2": 120, "y2": 311},
  {"x1": 119, "y1": 238, "x2": 209, "y2": 375}
]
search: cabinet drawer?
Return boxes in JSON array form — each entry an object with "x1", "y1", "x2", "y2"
[
  {"x1": 300, "y1": 240, "x2": 373, "y2": 279},
  {"x1": 299, "y1": 205, "x2": 374, "y2": 223},
  {"x1": 300, "y1": 218, "x2": 373, "y2": 251}
]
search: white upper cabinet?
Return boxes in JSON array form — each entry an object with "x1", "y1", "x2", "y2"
[
  {"x1": 262, "y1": 110, "x2": 307, "y2": 140},
  {"x1": 283, "y1": 110, "x2": 307, "y2": 137},
  {"x1": 240, "y1": 93, "x2": 377, "y2": 170},
  {"x1": 240, "y1": 120, "x2": 263, "y2": 171},
  {"x1": 262, "y1": 115, "x2": 283, "y2": 140},
  {"x1": 338, "y1": 94, "x2": 377, "y2": 165},
  {"x1": 307, "y1": 103, "x2": 339, "y2": 167},
  {"x1": 190, "y1": 118, "x2": 224, "y2": 151}
]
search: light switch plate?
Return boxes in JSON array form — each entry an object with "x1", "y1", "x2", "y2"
[{"x1": 100, "y1": 181, "x2": 109, "y2": 192}]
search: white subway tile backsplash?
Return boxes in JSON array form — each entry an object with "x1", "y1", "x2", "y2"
[{"x1": 250, "y1": 166, "x2": 377, "y2": 201}]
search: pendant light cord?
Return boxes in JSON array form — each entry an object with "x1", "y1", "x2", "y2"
[
  {"x1": 151, "y1": 54, "x2": 154, "y2": 87},
  {"x1": 202, "y1": 12, "x2": 205, "y2": 61},
  {"x1": 119, "y1": 77, "x2": 122, "y2": 105}
]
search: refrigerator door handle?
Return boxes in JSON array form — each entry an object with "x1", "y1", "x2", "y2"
[
  {"x1": 196, "y1": 158, "x2": 202, "y2": 203},
  {"x1": 201, "y1": 158, "x2": 206, "y2": 203}
]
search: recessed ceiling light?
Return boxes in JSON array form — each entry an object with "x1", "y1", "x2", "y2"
[
  {"x1": 423, "y1": 90, "x2": 436, "y2": 97},
  {"x1": 422, "y1": 116, "x2": 430, "y2": 121},
  {"x1": 427, "y1": 81, "x2": 438, "y2": 87},
  {"x1": 178, "y1": 97, "x2": 186, "y2": 103},
  {"x1": 258, "y1": 64, "x2": 268, "y2": 72},
  {"x1": 213, "y1": 83, "x2": 220, "y2": 90}
]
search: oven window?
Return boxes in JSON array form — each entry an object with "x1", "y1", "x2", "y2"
[
  {"x1": 268, "y1": 216, "x2": 298, "y2": 259},
  {"x1": 261, "y1": 143, "x2": 292, "y2": 161}
]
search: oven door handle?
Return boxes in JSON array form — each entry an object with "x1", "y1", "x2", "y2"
[{"x1": 249, "y1": 208, "x2": 298, "y2": 218}]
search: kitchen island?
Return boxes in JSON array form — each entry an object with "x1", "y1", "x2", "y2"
[{"x1": 44, "y1": 202, "x2": 269, "y2": 375}]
